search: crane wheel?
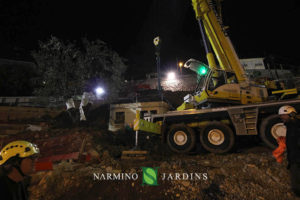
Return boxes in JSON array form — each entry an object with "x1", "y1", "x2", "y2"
[
  {"x1": 167, "y1": 124, "x2": 196, "y2": 153},
  {"x1": 260, "y1": 115, "x2": 285, "y2": 149},
  {"x1": 200, "y1": 121, "x2": 235, "y2": 154}
]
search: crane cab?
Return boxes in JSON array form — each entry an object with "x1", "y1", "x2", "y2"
[{"x1": 177, "y1": 59, "x2": 268, "y2": 110}]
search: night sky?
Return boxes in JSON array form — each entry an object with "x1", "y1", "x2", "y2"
[{"x1": 0, "y1": 0, "x2": 300, "y2": 79}]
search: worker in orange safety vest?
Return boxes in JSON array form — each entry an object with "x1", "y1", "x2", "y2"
[{"x1": 276, "y1": 105, "x2": 300, "y2": 197}]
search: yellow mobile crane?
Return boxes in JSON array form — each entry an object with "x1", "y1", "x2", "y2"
[{"x1": 133, "y1": 0, "x2": 300, "y2": 154}]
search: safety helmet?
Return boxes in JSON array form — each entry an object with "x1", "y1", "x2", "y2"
[
  {"x1": 0, "y1": 141, "x2": 39, "y2": 166},
  {"x1": 278, "y1": 105, "x2": 297, "y2": 115}
]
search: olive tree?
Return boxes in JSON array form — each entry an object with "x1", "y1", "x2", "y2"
[{"x1": 32, "y1": 36, "x2": 127, "y2": 102}]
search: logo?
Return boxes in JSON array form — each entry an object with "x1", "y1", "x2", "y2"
[
  {"x1": 93, "y1": 167, "x2": 208, "y2": 185},
  {"x1": 141, "y1": 167, "x2": 159, "y2": 186}
]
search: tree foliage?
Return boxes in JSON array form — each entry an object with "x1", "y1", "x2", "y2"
[{"x1": 32, "y1": 36, "x2": 127, "y2": 100}]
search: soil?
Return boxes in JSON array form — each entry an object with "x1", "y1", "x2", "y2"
[
  {"x1": 1, "y1": 108, "x2": 300, "y2": 200},
  {"x1": 27, "y1": 130, "x2": 299, "y2": 200}
]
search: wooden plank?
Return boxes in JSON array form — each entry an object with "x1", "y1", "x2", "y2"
[
  {"x1": 121, "y1": 156, "x2": 146, "y2": 160},
  {"x1": 122, "y1": 151, "x2": 147, "y2": 155},
  {"x1": 121, "y1": 150, "x2": 147, "y2": 160}
]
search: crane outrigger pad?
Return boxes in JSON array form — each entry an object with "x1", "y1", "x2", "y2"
[{"x1": 121, "y1": 150, "x2": 148, "y2": 160}]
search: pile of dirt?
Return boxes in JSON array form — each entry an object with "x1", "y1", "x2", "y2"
[
  {"x1": 25, "y1": 129, "x2": 299, "y2": 200},
  {"x1": 27, "y1": 146, "x2": 299, "y2": 200},
  {"x1": 1, "y1": 110, "x2": 299, "y2": 200}
]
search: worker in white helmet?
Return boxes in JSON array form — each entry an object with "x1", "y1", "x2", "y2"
[
  {"x1": 0, "y1": 141, "x2": 39, "y2": 200},
  {"x1": 278, "y1": 105, "x2": 300, "y2": 197}
]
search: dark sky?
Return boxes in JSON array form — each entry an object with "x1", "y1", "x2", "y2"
[{"x1": 1, "y1": 0, "x2": 300, "y2": 78}]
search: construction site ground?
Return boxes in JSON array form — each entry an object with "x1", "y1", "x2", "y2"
[{"x1": 0, "y1": 106, "x2": 299, "y2": 200}]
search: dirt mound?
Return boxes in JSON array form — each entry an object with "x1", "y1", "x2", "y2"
[
  {"x1": 28, "y1": 147, "x2": 299, "y2": 200},
  {"x1": 26, "y1": 129, "x2": 299, "y2": 200},
  {"x1": 1, "y1": 109, "x2": 298, "y2": 200}
]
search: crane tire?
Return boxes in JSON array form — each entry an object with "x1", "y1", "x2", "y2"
[
  {"x1": 260, "y1": 115, "x2": 285, "y2": 149},
  {"x1": 167, "y1": 124, "x2": 196, "y2": 153},
  {"x1": 200, "y1": 121, "x2": 235, "y2": 154}
]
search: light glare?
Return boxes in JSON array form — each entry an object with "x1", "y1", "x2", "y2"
[
  {"x1": 167, "y1": 72, "x2": 176, "y2": 80},
  {"x1": 95, "y1": 87, "x2": 104, "y2": 95}
]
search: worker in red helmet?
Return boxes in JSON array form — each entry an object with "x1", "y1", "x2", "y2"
[
  {"x1": 278, "y1": 105, "x2": 300, "y2": 197},
  {"x1": 0, "y1": 141, "x2": 39, "y2": 200}
]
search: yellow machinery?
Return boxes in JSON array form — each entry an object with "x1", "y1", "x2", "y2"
[
  {"x1": 133, "y1": 0, "x2": 300, "y2": 155},
  {"x1": 178, "y1": 0, "x2": 297, "y2": 110}
]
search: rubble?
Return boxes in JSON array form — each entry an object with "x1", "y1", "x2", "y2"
[
  {"x1": 0, "y1": 109, "x2": 299, "y2": 200},
  {"x1": 25, "y1": 131, "x2": 299, "y2": 200}
]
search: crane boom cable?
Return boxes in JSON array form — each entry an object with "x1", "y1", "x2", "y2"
[{"x1": 192, "y1": 0, "x2": 248, "y2": 83}]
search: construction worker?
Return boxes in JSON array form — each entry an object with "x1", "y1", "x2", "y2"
[
  {"x1": 0, "y1": 141, "x2": 39, "y2": 200},
  {"x1": 278, "y1": 105, "x2": 300, "y2": 197}
]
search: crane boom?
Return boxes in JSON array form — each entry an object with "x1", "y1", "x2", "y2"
[{"x1": 192, "y1": 0, "x2": 248, "y2": 83}]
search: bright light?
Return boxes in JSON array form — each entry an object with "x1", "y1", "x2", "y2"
[
  {"x1": 95, "y1": 87, "x2": 105, "y2": 95},
  {"x1": 198, "y1": 66, "x2": 208, "y2": 75},
  {"x1": 165, "y1": 71, "x2": 179, "y2": 91},
  {"x1": 153, "y1": 36, "x2": 160, "y2": 46},
  {"x1": 167, "y1": 72, "x2": 176, "y2": 80},
  {"x1": 178, "y1": 62, "x2": 183, "y2": 68}
]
